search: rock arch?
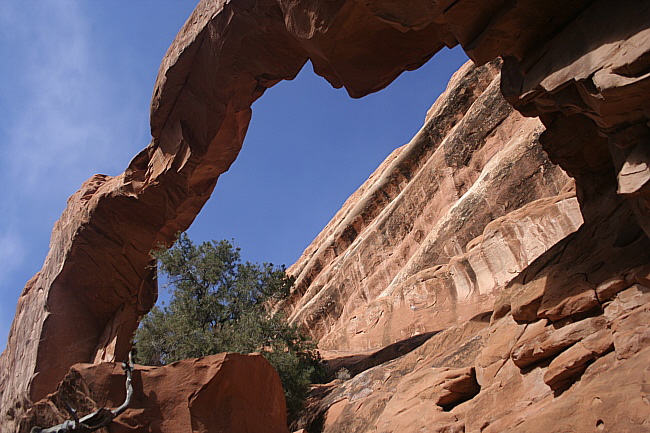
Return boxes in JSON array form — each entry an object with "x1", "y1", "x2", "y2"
[{"x1": 1, "y1": 0, "x2": 648, "y2": 430}]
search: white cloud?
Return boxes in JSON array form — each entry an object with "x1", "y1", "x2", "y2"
[
  {"x1": 0, "y1": 0, "x2": 147, "y2": 351},
  {"x1": 1, "y1": 1, "x2": 149, "y2": 207},
  {"x1": 5, "y1": 2, "x2": 111, "y2": 191}
]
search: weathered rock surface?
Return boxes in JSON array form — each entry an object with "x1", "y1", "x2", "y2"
[
  {"x1": 498, "y1": 0, "x2": 650, "y2": 237},
  {"x1": 19, "y1": 353, "x2": 289, "y2": 433},
  {"x1": 0, "y1": 0, "x2": 463, "y2": 423},
  {"x1": 280, "y1": 2, "x2": 650, "y2": 430},
  {"x1": 278, "y1": 60, "x2": 575, "y2": 351},
  {"x1": 291, "y1": 134, "x2": 650, "y2": 433},
  {"x1": 1, "y1": 2, "x2": 310, "y2": 426},
  {"x1": 288, "y1": 106, "x2": 650, "y2": 433},
  {"x1": 297, "y1": 319, "x2": 489, "y2": 433},
  {"x1": 2, "y1": 0, "x2": 650, "y2": 432}
]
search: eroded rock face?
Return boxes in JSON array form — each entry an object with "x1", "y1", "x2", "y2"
[
  {"x1": 292, "y1": 142, "x2": 650, "y2": 433},
  {"x1": 278, "y1": 60, "x2": 575, "y2": 351},
  {"x1": 19, "y1": 353, "x2": 289, "y2": 433},
  {"x1": 496, "y1": 0, "x2": 650, "y2": 236},
  {"x1": 1, "y1": 1, "x2": 310, "y2": 426},
  {"x1": 279, "y1": 3, "x2": 650, "y2": 430},
  {"x1": 0, "y1": 1, "x2": 459, "y2": 424}
]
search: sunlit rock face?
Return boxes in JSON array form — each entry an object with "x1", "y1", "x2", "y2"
[
  {"x1": 1, "y1": 1, "x2": 310, "y2": 428},
  {"x1": 18, "y1": 353, "x2": 289, "y2": 433},
  {"x1": 278, "y1": 0, "x2": 650, "y2": 224},
  {"x1": 292, "y1": 164, "x2": 650, "y2": 432},
  {"x1": 1, "y1": 0, "x2": 649, "y2": 431},
  {"x1": 279, "y1": 60, "x2": 577, "y2": 351}
]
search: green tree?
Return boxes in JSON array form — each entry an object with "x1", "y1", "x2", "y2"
[{"x1": 135, "y1": 233, "x2": 323, "y2": 418}]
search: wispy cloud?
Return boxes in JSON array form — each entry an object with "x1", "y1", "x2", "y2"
[
  {"x1": 0, "y1": 0, "x2": 147, "y2": 351},
  {"x1": 4, "y1": 1, "x2": 127, "y2": 194},
  {"x1": 0, "y1": 0, "x2": 148, "y2": 244}
]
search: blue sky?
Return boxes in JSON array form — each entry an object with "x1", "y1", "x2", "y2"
[{"x1": 0, "y1": 1, "x2": 468, "y2": 352}]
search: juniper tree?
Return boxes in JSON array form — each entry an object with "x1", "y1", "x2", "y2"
[{"x1": 135, "y1": 233, "x2": 322, "y2": 418}]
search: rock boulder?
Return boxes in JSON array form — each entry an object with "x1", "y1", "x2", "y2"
[{"x1": 19, "y1": 353, "x2": 289, "y2": 433}]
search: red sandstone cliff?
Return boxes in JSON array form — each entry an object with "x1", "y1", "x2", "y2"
[
  {"x1": 277, "y1": 60, "x2": 578, "y2": 353},
  {"x1": 1, "y1": 0, "x2": 649, "y2": 432},
  {"x1": 285, "y1": 61, "x2": 650, "y2": 433}
]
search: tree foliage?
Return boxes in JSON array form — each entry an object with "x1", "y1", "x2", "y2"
[{"x1": 134, "y1": 233, "x2": 323, "y2": 418}]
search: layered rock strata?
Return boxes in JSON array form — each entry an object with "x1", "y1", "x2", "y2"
[
  {"x1": 294, "y1": 173, "x2": 650, "y2": 433},
  {"x1": 1, "y1": 0, "x2": 649, "y2": 431},
  {"x1": 0, "y1": 1, "x2": 451, "y2": 425},
  {"x1": 275, "y1": 0, "x2": 650, "y2": 224},
  {"x1": 279, "y1": 60, "x2": 577, "y2": 351},
  {"x1": 498, "y1": 0, "x2": 650, "y2": 239}
]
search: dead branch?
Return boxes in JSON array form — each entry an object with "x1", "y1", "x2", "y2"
[{"x1": 30, "y1": 352, "x2": 134, "y2": 433}]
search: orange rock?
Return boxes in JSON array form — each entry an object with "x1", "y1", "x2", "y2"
[
  {"x1": 604, "y1": 284, "x2": 650, "y2": 321},
  {"x1": 537, "y1": 274, "x2": 598, "y2": 322},
  {"x1": 279, "y1": 60, "x2": 573, "y2": 352},
  {"x1": 511, "y1": 317, "x2": 607, "y2": 369},
  {"x1": 595, "y1": 277, "x2": 629, "y2": 303},
  {"x1": 544, "y1": 343, "x2": 595, "y2": 391},
  {"x1": 20, "y1": 353, "x2": 289, "y2": 433},
  {"x1": 543, "y1": 329, "x2": 613, "y2": 391},
  {"x1": 612, "y1": 305, "x2": 650, "y2": 360},
  {"x1": 495, "y1": 348, "x2": 650, "y2": 433}
]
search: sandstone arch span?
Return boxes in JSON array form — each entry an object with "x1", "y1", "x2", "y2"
[{"x1": 0, "y1": 0, "x2": 451, "y2": 421}]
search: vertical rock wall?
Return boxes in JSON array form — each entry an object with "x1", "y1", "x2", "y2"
[{"x1": 292, "y1": 147, "x2": 650, "y2": 432}]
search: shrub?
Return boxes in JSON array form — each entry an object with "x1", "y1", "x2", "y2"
[
  {"x1": 335, "y1": 367, "x2": 351, "y2": 381},
  {"x1": 134, "y1": 233, "x2": 323, "y2": 418}
]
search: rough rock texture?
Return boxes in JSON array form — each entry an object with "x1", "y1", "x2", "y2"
[
  {"x1": 1, "y1": 0, "x2": 650, "y2": 431},
  {"x1": 0, "y1": 2, "x2": 308, "y2": 424},
  {"x1": 19, "y1": 353, "x2": 289, "y2": 433},
  {"x1": 291, "y1": 143, "x2": 650, "y2": 433},
  {"x1": 278, "y1": 61, "x2": 575, "y2": 351},
  {"x1": 279, "y1": 2, "x2": 650, "y2": 430},
  {"x1": 497, "y1": 0, "x2": 650, "y2": 241}
]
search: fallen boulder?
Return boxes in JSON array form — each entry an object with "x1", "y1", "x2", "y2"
[{"x1": 19, "y1": 353, "x2": 289, "y2": 433}]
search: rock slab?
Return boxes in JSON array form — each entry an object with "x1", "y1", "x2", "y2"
[{"x1": 19, "y1": 353, "x2": 289, "y2": 433}]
